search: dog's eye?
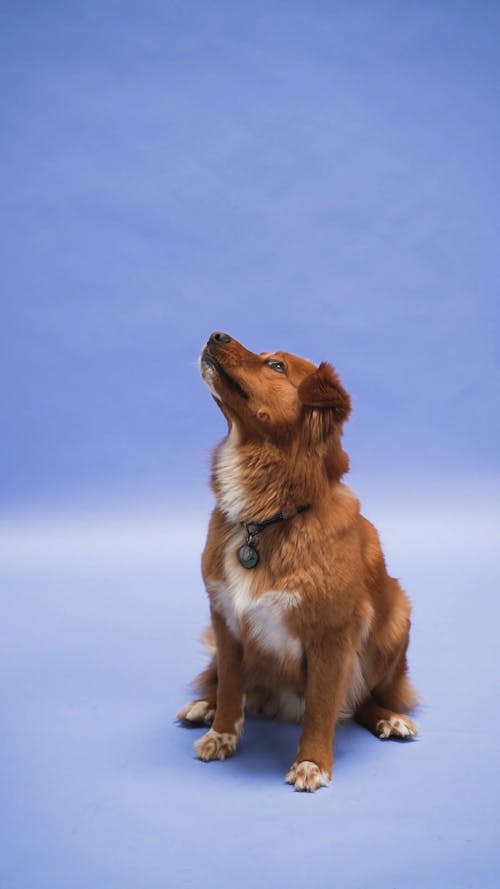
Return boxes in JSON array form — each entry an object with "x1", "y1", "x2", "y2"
[{"x1": 267, "y1": 360, "x2": 286, "y2": 374}]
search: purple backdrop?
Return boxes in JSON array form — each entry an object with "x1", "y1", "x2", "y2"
[{"x1": 1, "y1": 2, "x2": 499, "y2": 886}]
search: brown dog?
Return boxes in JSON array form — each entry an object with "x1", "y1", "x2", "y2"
[{"x1": 177, "y1": 332, "x2": 418, "y2": 791}]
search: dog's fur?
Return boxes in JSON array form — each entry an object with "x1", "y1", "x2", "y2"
[{"x1": 177, "y1": 333, "x2": 418, "y2": 791}]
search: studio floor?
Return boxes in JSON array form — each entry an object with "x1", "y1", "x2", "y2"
[{"x1": 1, "y1": 486, "x2": 499, "y2": 888}]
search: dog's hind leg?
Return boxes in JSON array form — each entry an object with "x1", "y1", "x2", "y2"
[
  {"x1": 354, "y1": 693, "x2": 417, "y2": 739},
  {"x1": 176, "y1": 658, "x2": 218, "y2": 726},
  {"x1": 372, "y1": 622, "x2": 419, "y2": 714},
  {"x1": 355, "y1": 636, "x2": 419, "y2": 739}
]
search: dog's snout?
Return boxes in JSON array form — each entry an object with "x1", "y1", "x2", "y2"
[{"x1": 208, "y1": 331, "x2": 232, "y2": 347}]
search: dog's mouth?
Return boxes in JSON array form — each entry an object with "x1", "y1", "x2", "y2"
[{"x1": 202, "y1": 350, "x2": 249, "y2": 400}]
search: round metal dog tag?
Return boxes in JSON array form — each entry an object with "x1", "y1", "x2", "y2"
[{"x1": 237, "y1": 543, "x2": 259, "y2": 569}]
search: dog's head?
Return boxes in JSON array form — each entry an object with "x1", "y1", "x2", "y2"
[{"x1": 200, "y1": 332, "x2": 351, "y2": 448}]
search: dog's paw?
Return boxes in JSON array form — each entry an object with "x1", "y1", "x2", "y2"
[
  {"x1": 194, "y1": 729, "x2": 239, "y2": 762},
  {"x1": 376, "y1": 714, "x2": 417, "y2": 740},
  {"x1": 285, "y1": 760, "x2": 330, "y2": 792},
  {"x1": 176, "y1": 699, "x2": 215, "y2": 726}
]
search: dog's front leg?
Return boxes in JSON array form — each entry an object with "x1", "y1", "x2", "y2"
[
  {"x1": 194, "y1": 608, "x2": 244, "y2": 762},
  {"x1": 286, "y1": 628, "x2": 353, "y2": 792}
]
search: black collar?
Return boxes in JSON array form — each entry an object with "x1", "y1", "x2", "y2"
[
  {"x1": 242, "y1": 504, "x2": 310, "y2": 539},
  {"x1": 237, "y1": 505, "x2": 310, "y2": 570}
]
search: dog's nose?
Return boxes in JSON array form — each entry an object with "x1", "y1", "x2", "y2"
[{"x1": 208, "y1": 332, "x2": 232, "y2": 346}]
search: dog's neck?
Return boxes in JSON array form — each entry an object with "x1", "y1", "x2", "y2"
[{"x1": 211, "y1": 428, "x2": 348, "y2": 524}]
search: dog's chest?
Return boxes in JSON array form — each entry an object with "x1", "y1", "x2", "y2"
[{"x1": 211, "y1": 548, "x2": 302, "y2": 662}]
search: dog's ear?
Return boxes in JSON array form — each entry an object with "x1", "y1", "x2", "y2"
[{"x1": 298, "y1": 362, "x2": 351, "y2": 421}]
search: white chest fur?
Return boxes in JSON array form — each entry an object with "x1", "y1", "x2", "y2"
[
  {"x1": 210, "y1": 535, "x2": 302, "y2": 662},
  {"x1": 214, "y1": 428, "x2": 246, "y2": 523},
  {"x1": 210, "y1": 428, "x2": 302, "y2": 663}
]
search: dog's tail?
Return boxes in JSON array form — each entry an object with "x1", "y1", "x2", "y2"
[
  {"x1": 373, "y1": 645, "x2": 420, "y2": 713},
  {"x1": 199, "y1": 625, "x2": 216, "y2": 657},
  {"x1": 189, "y1": 625, "x2": 218, "y2": 700},
  {"x1": 376, "y1": 671, "x2": 420, "y2": 713}
]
